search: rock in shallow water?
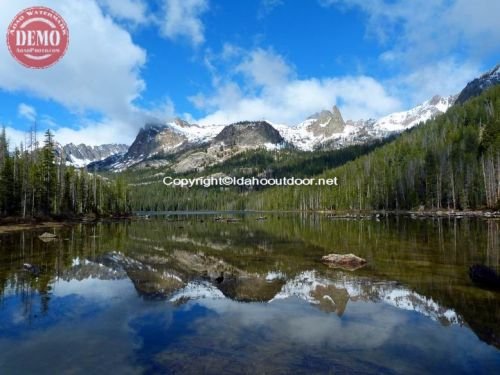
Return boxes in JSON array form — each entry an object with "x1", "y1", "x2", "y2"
[{"x1": 321, "y1": 253, "x2": 367, "y2": 271}]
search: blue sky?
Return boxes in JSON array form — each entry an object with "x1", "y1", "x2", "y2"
[{"x1": 0, "y1": 0, "x2": 499, "y2": 145}]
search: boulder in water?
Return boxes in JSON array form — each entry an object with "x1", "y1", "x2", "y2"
[
  {"x1": 322, "y1": 253, "x2": 367, "y2": 271},
  {"x1": 38, "y1": 232, "x2": 57, "y2": 242}
]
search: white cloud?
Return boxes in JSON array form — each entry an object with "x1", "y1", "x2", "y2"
[
  {"x1": 18, "y1": 103, "x2": 37, "y2": 122},
  {"x1": 49, "y1": 98, "x2": 175, "y2": 146},
  {"x1": 3, "y1": 127, "x2": 27, "y2": 150},
  {"x1": 320, "y1": 0, "x2": 500, "y2": 64},
  {"x1": 160, "y1": 0, "x2": 209, "y2": 46},
  {"x1": 393, "y1": 59, "x2": 482, "y2": 104},
  {"x1": 3, "y1": 121, "x2": 129, "y2": 149},
  {"x1": 236, "y1": 48, "x2": 294, "y2": 88},
  {"x1": 144, "y1": 98, "x2": 177, "y2": 123},
  {"x1": 97, "y1": 0, "x2": 149, "y2": 24},
  {"x1": 193, "y1": 47, "x2": 401, "y2": 125},
  {"x1": 53, "y1": 120, "x2": 139, "y2": 146},
  {"x1": 319, "y1": 0, "x2": 497, "y2": 106},
  {"x1": 447, "y1": 0, "x2": 500, "y2": 56},
  {"x1": 8, "y1": 100, "x2": 176, "y2": 147},
  {"x1": 0, "y1": 0, "x2": 148, "y2": 145}
]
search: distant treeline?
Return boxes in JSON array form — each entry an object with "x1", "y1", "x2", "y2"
[
  {"x1": 0, "y1": 129, "x2": 130, "y2": 218},
  {"x1": 125, "y1": 140, "x2": 391, "y2": 211}
]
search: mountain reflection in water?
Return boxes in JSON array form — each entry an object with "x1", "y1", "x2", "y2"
[{"x1": 0, "y1": 214, "x2": 499, "y2": 374}]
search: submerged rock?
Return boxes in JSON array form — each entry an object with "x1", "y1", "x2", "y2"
[{"x1": 321, "y1": 253, "x2": 367, "y2": 271}]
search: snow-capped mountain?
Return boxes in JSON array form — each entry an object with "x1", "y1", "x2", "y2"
[
  {"x1": 89, "y1": 120, "x2": 286, "y2": 171},
  {"x1": 373, "y1": 94, "x2": 456, "y2": 133},
  {"x1": 89, "y1": 64, "x2": 500, "y2": 172},
  {"x1": 211, "y1": 94, "x2": 453, "y2": 151},
  {"x1": 456, "y1": 64, "x2": 500, "y2": 104},
  {"x1": 55, "y1": 143, "x2": 129, "y2": 168},
  {"x1": 274, "y1": 95, "x2": 455, "y2": 151},
  {"x1": 273, "y1": 105, "x2": 347, "y2": 151},
  {"x1": 88, "y1": 94, "x2": 454, "y2": 171}
]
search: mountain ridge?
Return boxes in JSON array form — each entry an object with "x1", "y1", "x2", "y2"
[
  {"x1": 88, "y1": 93, "x2": 455, "y2": 171},
  {"x1": 55, "y1": 143, "x2": 129, "y2": 168},
  {"x1": 88, "y1": 64, "x2": 499, "y2": 172}
]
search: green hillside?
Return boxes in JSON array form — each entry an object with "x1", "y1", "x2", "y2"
[{"x1": 125, "y1": 139, "x2": 392, "y2": 211}]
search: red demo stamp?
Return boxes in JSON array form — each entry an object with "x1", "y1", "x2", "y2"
[{"x1": 6, "y1": 6, "x2": 69, "y2": 69}]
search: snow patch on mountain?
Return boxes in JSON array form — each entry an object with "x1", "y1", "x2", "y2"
[
  {"x1": 165, "y1": 120, "x2": 225, "y2": 144},
  {"x1": 56, "y1": 143, "x2": 129, "y2": 168},
  {"x1": 374, "y1": 95, "x2": 455, "y2": 132}
]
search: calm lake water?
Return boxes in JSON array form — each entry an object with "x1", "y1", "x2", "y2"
[{"x1": 0, "y1": 213, "x2": 499, "y2": 374}]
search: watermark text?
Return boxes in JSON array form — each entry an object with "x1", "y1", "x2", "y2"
[{"x1": 162, "y1": 176, "x2": 339, "y2": 188}]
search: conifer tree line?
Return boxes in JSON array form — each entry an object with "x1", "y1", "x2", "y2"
[{"x1": 0, "y1": 127, "x2": 130, "y2": 218}]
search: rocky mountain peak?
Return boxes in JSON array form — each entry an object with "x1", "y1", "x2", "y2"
[
  {"x1": 429, "y1": 95, "x2": 443, "y2": 105},
  {"x1": 214, "y1": 121, "x2": 285, "y2": 147},
  {"x1": 173, "y1": 118, "x2": 191, "y2": 128},
  {"x1": 127, "y1": 122, "x2": 187, "y2": 159},
  {"x1": 144, "y1": 122, "x2": 166, "y2": 131},
  {"x1": 331, "y1": 105, "x2": 343, "y2": 120},
  {"x1": 305, "y1": 105, "x2": 346, "y2": 137},
  {"x1": 455, "y1": 64, "x2": 500, "y2": 104}
]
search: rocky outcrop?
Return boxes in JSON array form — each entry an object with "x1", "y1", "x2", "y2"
[
  {"x1": 305, "y1": 106, "x2": 345, "y2": 137},
  {"x1": 127, "y1": 123, "x2": 188, "y2": 159},
  {"x1": 172, "y1": 151, "x2": 218, "y2": 173},
  {"x1": 214, "y1": 121, "x2": 284, "y2": 147}
]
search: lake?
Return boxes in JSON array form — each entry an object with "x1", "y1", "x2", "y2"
[{"x1": 0, "y1": 213, "x2": 499, "y2": 374}]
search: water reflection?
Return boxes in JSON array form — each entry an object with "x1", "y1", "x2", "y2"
[{"x1": 0, "y1": 214, "x2": 499, "y2": 374}]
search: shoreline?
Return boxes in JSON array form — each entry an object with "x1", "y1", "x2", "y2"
[
  {"x1": 1, "y1": 209, "x2": 498, "y2": 233},
  {"x1": 136, "y1": 209, "x2": 500, "y2": 218},
  {"x1": 0, "y1": 214, "x2": 134, "y2": 234},
  {"x1": 0, "y1": 221, "x2": 68, "y2": 234}
]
